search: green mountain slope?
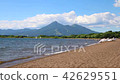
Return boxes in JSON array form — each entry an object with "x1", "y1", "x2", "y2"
[{"x1": 0, "y1": 21, "x2": 98, "y2": 36}]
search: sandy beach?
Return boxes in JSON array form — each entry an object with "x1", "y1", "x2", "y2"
[{"x1": 10, "y1": 39, "x2": 120, "y2": 68}]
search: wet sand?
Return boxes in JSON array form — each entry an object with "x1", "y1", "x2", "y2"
[{"x1": 10, "y1": 39, "x2": 120, "y2": 68}]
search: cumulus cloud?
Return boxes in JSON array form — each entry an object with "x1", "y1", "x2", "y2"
[
  {"x1": 0, "y1": 11, "x2": 77, "y2": 29},
  {"x1": 0, "y1": 11, "x2": 120, "y2": 29},
  {"x1": 76, "y1": 12, "x2": 116, "y2": 24},
  {"x1": 76, "y1": 12, "x2": 120, "y2": 28},
  {"x1": 114, "y1": 0, "x2": 120, "y2": 7}
]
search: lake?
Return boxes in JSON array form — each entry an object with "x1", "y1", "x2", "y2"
[{"x1": 0, "y1": 38, "x2": 99, "y2": 67}]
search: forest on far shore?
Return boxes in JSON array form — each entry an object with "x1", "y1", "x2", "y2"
[{"x1": 0, "y1": 31, "x2": 120, "y2": 39}]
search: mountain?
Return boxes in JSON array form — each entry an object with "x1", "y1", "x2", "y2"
[
  {"x1": 0, "y1": 21, "x2": 98, "y2": 36},
  {"x1": 0, "y1": 28, "x2": 36, "y2": 36}
]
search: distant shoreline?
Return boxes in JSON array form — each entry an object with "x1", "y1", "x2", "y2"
[
  {"x1": 0, "y1": 37, "x2": 100, "y2": 40},
  {"x1": 0, "y1": 31, "x2": 120, "y2": 39}
]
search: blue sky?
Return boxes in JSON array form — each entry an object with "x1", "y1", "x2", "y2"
[
  {"x1": 0, "y1": 0, "x2": 120, "y2": 32},
  {"x1": 0, "y1": 0, "x2": 118, "y2": 20}
]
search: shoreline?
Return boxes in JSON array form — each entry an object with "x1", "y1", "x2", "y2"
[
  {"x1": 0, "y1": 37, "x2": 100, "y2": 40},
  {"x1": 7, "y1": 41, "x2": 99, "y2": 68},
  {"x1": 10, "y1": 39, "x2": 120, "y2": 68},
  {"x1": 0, "y1": 38, "x2": 98, "y2": 68},
  {"x1": 4, "y1": 41, "x2": 98, "y2": 68},
  {"x1": 0, "y1": 56, "x2": 32, "y2": 65}
]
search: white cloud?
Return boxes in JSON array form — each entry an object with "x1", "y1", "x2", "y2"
[
  {"x1": 0, "y1": 11, "x2": 120, "y2": 29},
  {"x1": 0, "y1": 11, "x2": 76, "y2": 29},
  {"x1": 76, "y1": 12, "x2": 120, "y2": 28},
  {"x1": 114, "y1": 0, "x2": 120, "y2": 7},
  {"x1": 76, "y1": 12, "x2": 116, "y2": 24}
]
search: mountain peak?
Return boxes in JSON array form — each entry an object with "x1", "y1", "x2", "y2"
[
  {"x1": 72, "y1": 24, "x2": 87, "y2": 28},
  {"x1": 72, "y1": 24, "x2": 81, "y2": 27},
  {"x1": 0, "y1": 21, "x2": 98, "y2": 36},
  {"x1": 51, "y1": 21, "x2": 62, "y2": 25},
  {"x1": 52, "y1": 21, "x2": 59, "y2": 24},
  {"x1": 48, "y1": 21, "x2": 63, "y2": 26}
]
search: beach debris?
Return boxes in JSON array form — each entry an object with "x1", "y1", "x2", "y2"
[{"x1": 99, "y1": 37, "x2": 116, "y2": 43}]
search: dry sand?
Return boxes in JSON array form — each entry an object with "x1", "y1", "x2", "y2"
[{"x1": 10, "y1": 39, "x2": 120, "y2": 68}]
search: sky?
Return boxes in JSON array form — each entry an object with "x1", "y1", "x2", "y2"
[{"x1": 0, "y1": 0, "x2": 120, "y2": 32}]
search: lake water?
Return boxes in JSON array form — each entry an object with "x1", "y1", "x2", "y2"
[{"x1": 0, "y1": 38, "x2": 99, "y2": 67}]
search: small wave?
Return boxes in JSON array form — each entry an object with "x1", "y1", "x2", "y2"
[
  {"x1": 0, "y1": 56, "x2": 32, "y2": 65},
  {"x1": 44, "y1": 50, "x2": 69, "y2": 56},
  {"x1": 0, "y1": 46, "x2": 6, "y2": 49},
  {"x1": 86, "y1": 43, "x2": 99, "y2": 47}
]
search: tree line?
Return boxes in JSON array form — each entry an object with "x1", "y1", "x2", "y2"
[
  {"x1": 38, "y1": 31, "x2": 120, "y2": 39},
  {"x1": 0, "y1": 35, "x2": 34, "y2": 38},
  {"x1": 0, "y1": 31, "x2": 120, "y2": 39}
]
